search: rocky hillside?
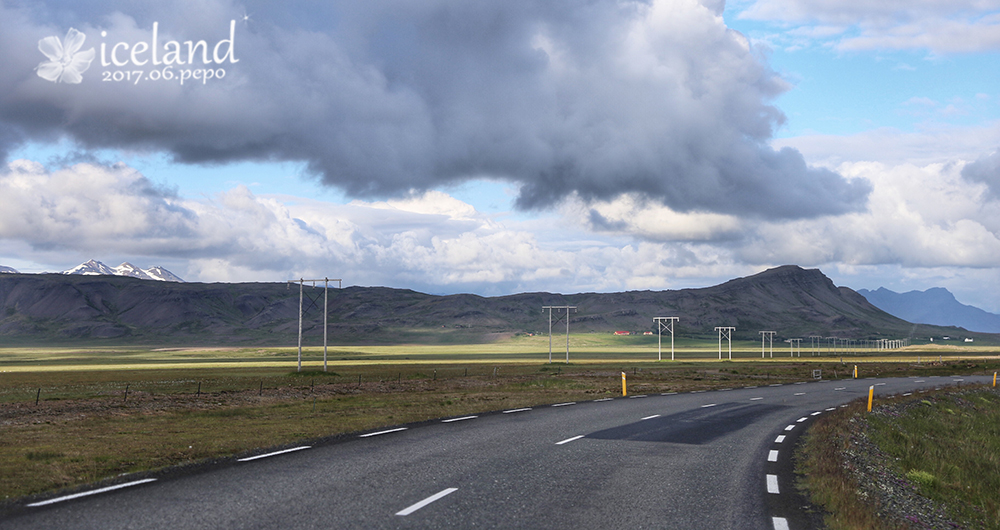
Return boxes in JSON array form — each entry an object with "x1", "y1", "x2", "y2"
[{"x1": 0, "y1": 266, "x2": 987, "y2": 345}]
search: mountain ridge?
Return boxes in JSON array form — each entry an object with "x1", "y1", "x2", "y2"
[
  {"x1": 62, "y1": 260, "x2": 184, "y2": 282},
  {"x1": 858, "y1": 287, "x2": 1000, "y2": 333},
  {"x1": 0, "y1": 265, "x2": 991, "y2": 345}
]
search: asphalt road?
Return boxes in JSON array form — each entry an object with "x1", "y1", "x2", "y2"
[{"x1": 1, "y1": 373, "x2": 989, "y2": 530}]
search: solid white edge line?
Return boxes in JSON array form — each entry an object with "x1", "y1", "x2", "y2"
[
  {"x1": 555, "y1": 435, "x2": 585, "y2": 445},
  {"x1": 503, "y1": 407, "x2": 532, "y2": 414},
  {"x1": 442, "y1": 416, "x2": 478, "y2": 423},
  {"x1": 238, "y1": 446, "x2": 311, "y2": 462},
  {"x1": 775, "y1": 435, "x2": 786, "y2": 443},
  {"x1": 27, "y1": 479, "x2": 157, "y2": 507},
  {"x1": 773, "y1": 516, "x2": 790, "y2": 530},
  {"x1": 552, "y1": 402, "x2": 576, "y2": 407},
  {"x1": 766, "y1": 474, "x2": 780, "y2": 494},
  {"x1": 768, "y1": 450, "x2": 779, "y2": 462},
  {"x1": 641, "y1": 414, "x2": 661, "y2": 420},
  {"x1": 359, "y1": 427, "x2": 407, "y2": 438},
  {"x1": 395, "y1": 487, "x2": 458, "y2": 516}
]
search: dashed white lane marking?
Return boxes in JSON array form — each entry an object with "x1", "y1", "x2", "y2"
[
  {"x1": 238, "y1": 446, "x2": 311, "y2": 461},
  {"x1": 875, "y1": 383, "x2": 886, "y2": 386},
  {"x1": 641, "y1": 414, "x2": 661, "y2": 420},
  {"x1": 769, "y1": 384, "x2": 783, "y2": 387},
  {"x1": 395, "y1": 488, "x2": 458, "y2": 516},
  {"x1": 750, "y1": 397, "x2": 764, "y2": 401},
  {"x1": 775, "y1": 435, "x2": 786, "y2": 443},
  {"x1": 903, "y1": 392, "x2": 912, "y2": 396},
  {"x1": 784, "y1": 425, "x2": 796, "y2": 431},
  {"x1": 27, "y1": 479, "x2": 157, "y2": 507},
  {"x1": 629, "y1": 395, "x2": 648, "y2": 399},
  {"x1": 840, "y1": 404, "x2": 849, "y2": 408},
  {"x1": 768, "y1": 450, "x2": 779, "y2": 462},
  {"x1": 811, "y1": 411, "x2": 822, "y2": 416},
  {"x1": 701, "y1": 403, "x2": 717, "y2": 408},
  {"x1": 691, "y1": 390, "x2": 706, "y2": 393},
  {"x1": 360, "y1": 428, "x2": 408, "y2": 438},
  {"x1": 794, "y1": 382, "x2": 806, "y2": 385},
  {"x1": 773, "y1": 516, "x2": 790, "y2": 530},
  {"x1": 442, "y1": 416, "x2": 478, "y2": 423},
  {"x1": 825, "y1": 407, "x2": 836, "y2": 411},
  {"x1": 915, "y1": 380, "x2": 925, "y2": 383},
  {"x1": 552, "y1": 402, "x2": 576, "y2": 407},
  {"x1": 503, "y1": 408, "x2": 532, "y2": 414},
  {"x1": 745, "y1": 386, "x2": 758, "y2": 389},
  {"x1": 766, "y1": 474, "x2": 780, "y2": 494},
  {"x1": 555, "y1": 435, "x2": 585, "y2": 445},
  {"x1": 796, "y1": 417, "x2": 808, "y2": 423},
  {"x1": 594, "y1": 398, "x2": 614, "y2": 402},
  {"x1": 794, "y1": 392, "x2": 806, "y2": 396},
  {"x1": 834, "y1": 387, "x2": 846, "y2": 391},
  {"x1": 661, "y1": 392, "x2": 678, "y2": 396}
]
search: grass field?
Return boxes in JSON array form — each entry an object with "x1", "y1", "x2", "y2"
[{"x1": 2, "y1": 334, "x2": 998, "y2": 506}]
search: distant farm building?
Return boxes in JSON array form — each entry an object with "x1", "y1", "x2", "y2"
[{"x1": 613, "y1": 331, "x2": 631, "y2": 336}]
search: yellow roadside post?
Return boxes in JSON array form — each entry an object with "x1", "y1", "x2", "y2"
[
  {"x1": 622, "y1": 372, "x2": 627, "y2": 396},
  {"x1": 867, "y1": 385, "x2": 874, "y2": 412},
  {"x1": 854, "y1": 365, "x2": 858, "y2": 379},
  {"x1": 994, "y1": 372, "x2": 997, "y2": 387}
]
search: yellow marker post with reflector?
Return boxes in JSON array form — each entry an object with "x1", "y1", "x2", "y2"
[
  {"x1": 854, "y1": 365, "x2": 858, "y2": 379},
  {"x1": 867, "y1": 385, "x2": 874, "y2": 412},
  {"x1": 622, "y1": 372, "x2": 627, "y2": 396},
  {"x1": 994, "y1": 372, "x2": 997, "y2": 387}
]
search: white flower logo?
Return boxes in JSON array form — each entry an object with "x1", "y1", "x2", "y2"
[{"x1": 36, "y1": 28, "x2": 96, "y2": 84}]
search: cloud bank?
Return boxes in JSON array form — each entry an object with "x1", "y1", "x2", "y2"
[{"x1": 0, "y1": 0, "x2": 868, "y2": 218}]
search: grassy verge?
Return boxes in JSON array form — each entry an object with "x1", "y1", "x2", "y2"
[{"x1": 797, "y1": 385, "x2": 1000, "y2": 529}]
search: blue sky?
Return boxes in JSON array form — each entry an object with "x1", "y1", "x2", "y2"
[{"x1": 2, "y1": 0, "x2": 999, "y2": 313}]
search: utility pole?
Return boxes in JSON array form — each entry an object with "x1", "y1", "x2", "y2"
[
  {"x1": 543, "y1": 306, "x2": 576, "y2": 363},
  {"x1": 759, "y1": 331, "x2": 775, "y2": 358},
  {"x1": 715, "y1": 327, "x2": 735, "y2": 360},
  {"x1": 654, "y1": 317, "x2": 680, "y2": 361},
  {"x1": 288, "y1": 277, "x2": 342, "y2": 372}
]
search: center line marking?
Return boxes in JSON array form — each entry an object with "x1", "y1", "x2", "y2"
[
  {"x1": 556, "y1": 435, "x2": 585, "y2": 445},
  {"x1": 750, "y1": 397, "x2": 764, "y2": 401},
  {"x1": 442, "y1": 416, "x2": 478, "y2": 423},
  {"x1": 503, "y1": 407, "x2": 532, "y2": 414},
  {"x1": 775, "y1": 435, "x2": 786, "y2": 443},
  {"x1": 360, "y1": 427, "x2": 408, "y2": 438},
  {"x1": 773, "y1": 516, "x2": 790, "y2": 530},
  {"x1": 552, "y1": 402, "x2": 576, "y2": 407},
  {"x1": 768, "y1": 450, "x2": 779, "y2": 462},
  {"x1": 396, "y1": 488, "x2": 458, "y2": 516},
  {"x1": 238, "y1": 446, "x2": 311, "y2": 461},
  {"x1": 766, "y1": 474, "x2": 780, "y2": 494},
  {"x1": 27, "y1": 479, "x2": 158, "y2": 507},
  {"x1": 641, "y1": 414, "x2": 661, "y2": 420}
]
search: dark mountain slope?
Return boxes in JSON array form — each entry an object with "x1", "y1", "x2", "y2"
[{"x1": 0, "y1": 266, "x2": 989, "y2": 345}]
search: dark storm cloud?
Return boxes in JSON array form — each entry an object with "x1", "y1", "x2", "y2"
[
  {"x1": 0, "y1": 0, "x2": 870, "y2": 219},
  {"x1": 962, "y1": 148, "x2": 1000, "y2": 200}
]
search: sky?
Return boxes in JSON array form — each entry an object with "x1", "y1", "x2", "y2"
[{"x1": 1, "y1": 0, "x2": 999, "y2": 313}]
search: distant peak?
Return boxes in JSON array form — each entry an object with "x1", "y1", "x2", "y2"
[{"x1": 62, "y1": 260, "x2": 183, "y2": 282}]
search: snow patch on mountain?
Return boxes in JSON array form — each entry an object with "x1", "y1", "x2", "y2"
[
  {"x1": 0, "y1": 265, "x2": 19, "y2": 274},
  {"x1": 63, "y1": 260, "x2": 184, "y2": 282}
]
